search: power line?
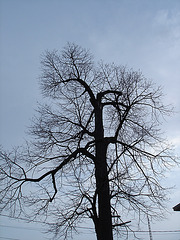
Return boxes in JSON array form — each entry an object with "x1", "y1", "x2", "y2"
[
  {"x1": 0, "y1": 214, "x2": 180, "y2": 233},
  {"x1": 133, "y1": 230, "x2": 180, "y2": 233},
  {"x1": 0, "y1": 237, "x2": 20, "y2": 240},
  {"x1": 0, "y1": 223, "x2": 93, "y2": 231},
  {"x1": 0, "y1": 222, "x2": 179, "y2": 233},
  {"x1": 0, "y1": 224, "x2": 41, "y2": 231},
  {"x1": 0, "y1": 214, "x2": 94, "y2": 230},
  {"x1": 0, "y1": 214, "x2": 45, "y2": 224}
]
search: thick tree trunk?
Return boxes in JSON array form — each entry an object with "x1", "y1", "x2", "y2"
[
  {"x1": 95, "y1": 143, "x2": 113, "y2": 240},
  {"x1": 94, "y1": 98, "x2": 113, "y2": 240}
]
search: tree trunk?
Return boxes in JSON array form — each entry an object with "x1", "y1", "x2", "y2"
[
  {"x1": 95, "y1": 143, "x2": 113, "y2": 240},
  {"x1": 94, "y1": 99, "x2": 113, "y2": 240}
]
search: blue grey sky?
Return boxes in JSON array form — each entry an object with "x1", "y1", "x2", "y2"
[{"x1": 0, "y1": 0, "x2": 180, "y2": 239}]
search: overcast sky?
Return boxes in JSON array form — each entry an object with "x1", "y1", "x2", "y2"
[{"x1": 0, "y1": 0, "x2": 180, "y2": 239}]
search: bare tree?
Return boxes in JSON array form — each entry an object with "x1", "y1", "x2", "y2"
[{"x1": 0, "y1": 43, "x2": 177, "y2": 240}]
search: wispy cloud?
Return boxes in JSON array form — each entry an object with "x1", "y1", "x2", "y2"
[
  {"x1": 169, "y1": 136, "x2": 180, "y2": 148},
  {"x1": 153, "y1": 9, "x2": 180, "y2": 44}
]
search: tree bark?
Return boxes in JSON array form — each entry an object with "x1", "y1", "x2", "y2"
[{"x1": 94, "y1": 98, "x2": 113, "y2": 240}]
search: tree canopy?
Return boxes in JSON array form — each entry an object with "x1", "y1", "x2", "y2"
[{"x1": 0, "y1": 43, "x2": 177, "y2": 240}]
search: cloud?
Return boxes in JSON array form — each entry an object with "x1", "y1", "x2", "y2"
[
  {"x1": 169, "y1": 136, "x2": 180, "y2": 148},
  {"x1": 153, "y1": 9, "x2": 180, "y2": 45}
]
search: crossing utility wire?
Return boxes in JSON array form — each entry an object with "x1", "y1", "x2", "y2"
[{"x1": 0, "y1": 214, "x2": 180, "y2": 233}]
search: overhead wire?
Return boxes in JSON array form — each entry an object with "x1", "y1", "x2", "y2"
[
  {"x1": 0, "y1": 224, "x2": 41, "y2": 231},
  {"x1": 0, "y1": 237, "x2": 20, "y2": 240},
  {"x1": 0, "y1": 214, "x2": 180, "y2": 233}
]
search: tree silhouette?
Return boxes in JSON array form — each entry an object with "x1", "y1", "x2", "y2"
[{"x1": 0, "y1": 43, "x2": 177, "y2": 240}]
